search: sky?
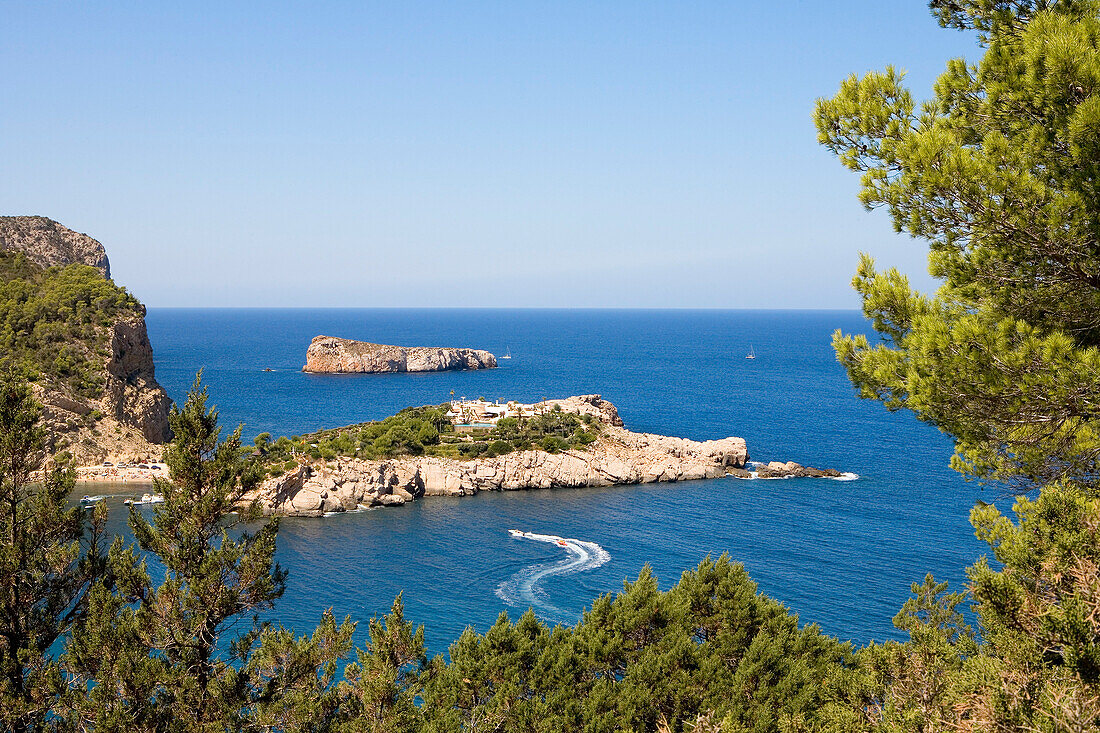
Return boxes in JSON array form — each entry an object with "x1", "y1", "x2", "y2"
[{"x1": 1, "y1": 1, "x2": 982, "y2": 308}]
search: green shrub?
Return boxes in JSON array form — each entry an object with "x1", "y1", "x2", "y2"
[
  {"x1": 487, "y1": 440, "x2": 511, "y2": 457},
  {"x1": 539, "y1": 436, "x2": 569, "y2": 454}
]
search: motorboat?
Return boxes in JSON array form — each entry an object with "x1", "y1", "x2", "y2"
[
  {"x1": 508, "y1": 529, "x2": 525, "y2": 538},
  {"x1": 125, "y1": 493, "x2": 165, "y2": 506}
]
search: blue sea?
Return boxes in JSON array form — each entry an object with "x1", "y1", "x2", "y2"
[{"x1": 92, "y1": 309, "x2": 989, "y2": 654}]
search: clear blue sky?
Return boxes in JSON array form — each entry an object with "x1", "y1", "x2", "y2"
[{"x1": 2, "y1": 1, "x2": 980, "y2": 308}]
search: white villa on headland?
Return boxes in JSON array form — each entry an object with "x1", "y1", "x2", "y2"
[{"x1": 446, "y1": 399, "x2": 543, "y2": 429}]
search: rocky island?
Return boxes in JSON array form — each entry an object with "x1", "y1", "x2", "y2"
[
  {"x1": 303, "y1": 335, "x2": 497, "y2": 374},
  {"x1": 243, "y1": 395, "x2": 749, "y2": 516}
]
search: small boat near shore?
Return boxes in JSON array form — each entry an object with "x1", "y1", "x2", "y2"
[{"x1": 125, "y1": 493, "x2": 165, "y2": 506}]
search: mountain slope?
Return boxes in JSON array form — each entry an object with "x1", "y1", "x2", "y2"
[{"x1": 0, "y1": 216, "x2": 171, "y2": 464}]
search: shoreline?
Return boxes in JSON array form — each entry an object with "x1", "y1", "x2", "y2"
[
  {"x1": 243, "y1": 396, "x2": 752, "y2": 516},
  {"x1": 73, "y1": 463, "x2": 167, "y2": 484}
]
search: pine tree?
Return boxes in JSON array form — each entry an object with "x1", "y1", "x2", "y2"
[
  {"x1": 816, "y1": 2, "x2": 1100, "y2": 729},
  {"x1": 339, "y1": 594, "x2": 426, "y2": 733},
  {"x1": 67, "y1": 374, "x2": 354, "y2": 731},
  {"x1": 815, "y1": 0, "x2": 1100, "y2": 490},
  {"x1": 0, "y1": 373, "x2": 106, "y2": 732}
]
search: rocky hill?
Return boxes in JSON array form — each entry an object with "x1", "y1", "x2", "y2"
[
  {"x1": 303, "y1": 335, "x2": 497, "y2": 373},
  {"x1": 0, "y1": 216, "x2": 112, "y2": 279},
  {"x1": 0, "y1": 216, "x2": 171, "y2": 464}
]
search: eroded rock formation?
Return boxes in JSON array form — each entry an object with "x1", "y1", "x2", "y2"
[
  {"x1": 303, "y1": 335, "x2": 497, "y2": 373},
  {"x1": 0, "y1": 216, "x2": 111, "y2": 278}
]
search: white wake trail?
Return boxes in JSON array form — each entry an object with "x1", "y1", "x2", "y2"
[{"x1": 496, "y1": 531, "x2": 610, "y2": 624}]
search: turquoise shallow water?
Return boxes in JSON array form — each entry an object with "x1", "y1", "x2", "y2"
[{"x1": 89, "y1": 308, "x2": 989, "y2": 654}]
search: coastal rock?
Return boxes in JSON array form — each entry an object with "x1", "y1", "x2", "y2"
[
  {"x1": 302, "y1": 336, "x2": 497, "y2": 374},
  {"x1": 242, "y1": 397, "x2": 750, "y2": 516},
  {"x1": 104, "y1": 317, "x2": 173, "y2": 443},
  {"x1": 753, "y1": 461, "x2": 842, "y2": 479},
  {"x1": 0, "y1": 216, "x2": 111, "y2": 278}
]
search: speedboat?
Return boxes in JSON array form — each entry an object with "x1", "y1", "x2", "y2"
[
  {"x1": 557, "y1": 540, "x2": 568, "y2": 547},
  {"x1": 508, "y1": 529, "x2": 525, "y2": 538}
]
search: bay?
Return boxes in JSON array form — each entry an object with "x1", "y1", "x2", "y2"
[{"x1": 87, "y1": 308, "x2": 990, "y2": 654}]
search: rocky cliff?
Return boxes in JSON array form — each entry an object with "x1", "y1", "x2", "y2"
[
  {"x1": 0, "y1": 216, "x2": 171, "y2": 464},
  {"x1": 303, "y1": 335, "x2": 497, "y2": 373},
  {"x1": 0, "y1": 216, "x2": 112, "y2": 279},
  {"x1": 243, "y1": 396, "x2": 748, "y2": 516}
]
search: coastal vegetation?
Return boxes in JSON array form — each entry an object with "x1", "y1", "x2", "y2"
[
  {"x1": 4, "y1": 1, "x2": 1100, "y2": 731},
  {"x1": 814, "y1": 0, "x2": 1100, "y2": 727},
  {"x1": 0, "y1": 251, "x2": 144, "y2": 399},
  {"x1": 1, "y1": 374, "x2": 853, "y2": 731},
  {"x1": 254, "y1": 404, "x2": 601, "y2": 474}
]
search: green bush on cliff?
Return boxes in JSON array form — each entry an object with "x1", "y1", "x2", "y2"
[{"x1": 0, "y1": 250, "x2": 144, "y2": 399}]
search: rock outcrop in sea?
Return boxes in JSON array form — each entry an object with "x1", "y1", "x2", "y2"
[
  {"x1": 0, "y1": 216, "x2": 171, "y2": 464},
  {"x1": 303, "y1": 335, "x2": 497, "y2": 373},
  {"x1": 728, "y1": 461, "x2": 844, "y2": 479},
  {"x1": 243, "y1": 395, "x2": 749, "y2": 516}
]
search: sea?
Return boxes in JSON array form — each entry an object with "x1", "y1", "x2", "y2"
[{"x1": 82, "y1": 309, "x2": 991, "y2": 655}]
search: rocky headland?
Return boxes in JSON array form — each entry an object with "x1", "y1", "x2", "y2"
[
  {"x1": 243, "y1": 395, "x2": 749, "y2": 516},
  {"x1": 0, "y1": 216, "x2": 171, "y2": 465},
  {"x1": 0, "y1": 216, "x2": 112, "y2": 278},
  {"x1": 303, "y1": 335, "x2": 497, "y2": 374}
]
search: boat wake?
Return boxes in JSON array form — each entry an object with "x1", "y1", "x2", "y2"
[{"x1": 496, "y1": 531, "x2": 610, "y2": 624}]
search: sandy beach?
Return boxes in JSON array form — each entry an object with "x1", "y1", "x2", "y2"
[{"x1": 74, "y1": 462, "x2": 168, "y2": 483}]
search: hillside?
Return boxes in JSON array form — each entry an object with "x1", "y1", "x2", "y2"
[{"x1": 0, "y1": 216, "x2": 171, "y2": 464}]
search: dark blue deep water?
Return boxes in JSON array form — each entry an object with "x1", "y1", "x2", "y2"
[{"x1": 100, "y1": 309, "x2": 987, "y2": 654}]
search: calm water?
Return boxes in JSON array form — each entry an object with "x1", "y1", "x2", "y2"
[{"x1": 90, "y1": 309, "x2": 987, "y2": 653}]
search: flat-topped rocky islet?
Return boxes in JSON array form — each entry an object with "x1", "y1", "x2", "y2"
[{"x1": 303, "y1": 335, "x2": 497, "y2": 374}]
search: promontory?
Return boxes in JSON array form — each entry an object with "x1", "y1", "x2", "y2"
[
  {"x1": 303, "y1": 335, "x2": 497, "y2": 374},
  {"x1": 243, "y1": 395, "x2": 750, "y2": 516},
  {"x1": 0, "y1": 216, "x2": 171, "y2": 465}
]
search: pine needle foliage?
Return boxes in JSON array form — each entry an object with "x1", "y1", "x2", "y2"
[
  {"x1": 0, "y1": 374, "x2": 107, "y2": 733},
  {"x1": 66, "y1": 374, "x2": 355, "y2": 732},
  {"x1": 816, "y1": 0, "x2": 1100, "y2": 490},
  {"x1": 816, "y1": 1, "x2": 1100, "y2": 730}
]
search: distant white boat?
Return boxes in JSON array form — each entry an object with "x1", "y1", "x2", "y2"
[
  {"x1": 508, "y1": 529, "x2": 525, "y2": 538},
  {"x1": 745, "y1": 344, "x2": 756, "y2": 360},
  {"x1": 501, "y1": 348, "x2": 512, "y2": 360}
]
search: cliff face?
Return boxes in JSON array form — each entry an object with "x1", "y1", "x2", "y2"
[
  {"x1": 243, "y1": 396, "x2": 748, "y2": 516},
  {"x1": 0, "y1": 216, "x2": 111, "y2": 278},
  {"x1": 104, "y1": 317, "x2": 173, "y2": 444},
  {"x1": 0, "y1": 216, "x2": 171, "y2": 463},
  {"x1": 303, "y1": 335, "x2": 497, "y2": 373}
]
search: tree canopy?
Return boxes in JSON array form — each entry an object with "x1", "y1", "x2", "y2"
[
  {"x1": 816, "y1": 0, "x2": 1100, "y2": 489},
  {"x1": 816, "y1": 1, "x2": 1100, "y2": 729}
]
